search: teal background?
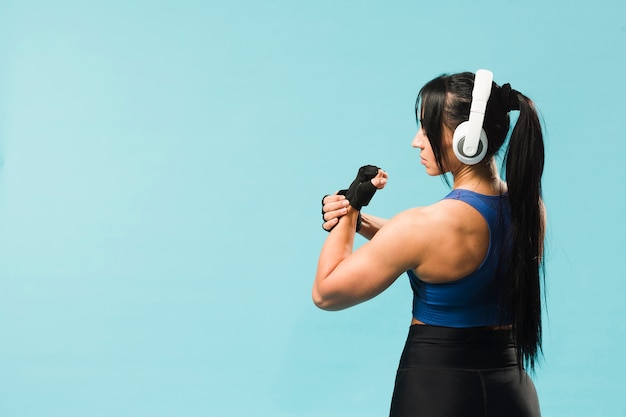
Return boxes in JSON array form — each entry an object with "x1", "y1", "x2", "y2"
[{"x1": 1, "y1": 1, "x2": 625, "y2": 416}]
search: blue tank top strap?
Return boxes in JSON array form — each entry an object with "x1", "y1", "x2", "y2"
[{"x1": 443, "y1": 189, "x2": 503, "y2": 226}]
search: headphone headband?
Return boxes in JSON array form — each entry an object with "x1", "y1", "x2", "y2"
[{"x1": 463, "y1": 69, "x2": 493, "y2": 157}]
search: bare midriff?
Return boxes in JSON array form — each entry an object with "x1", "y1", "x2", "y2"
[{"x1": 410, "y1": 317, "x2": 513, "y2": 330}]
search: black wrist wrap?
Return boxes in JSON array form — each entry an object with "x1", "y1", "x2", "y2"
[
  {"x1": 344, "y1": 165, "x2": 379, "y2": 211},
  {"x1": 321, "y1": 164, "x2": 379, "y2": 233}
]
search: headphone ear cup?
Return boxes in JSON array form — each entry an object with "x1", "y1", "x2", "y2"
[{"x1": 452, "y1": 121, "x2": 488, "y2": 165}]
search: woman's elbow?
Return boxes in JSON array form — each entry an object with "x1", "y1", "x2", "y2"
[
  {"x1": 312, "y1": 287, "x2": 340, "y2": 311},
  {"x1": 312, "y1": 288, "x2": 329, "y2": 310}
]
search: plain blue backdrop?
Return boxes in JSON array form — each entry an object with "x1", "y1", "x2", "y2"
[{"x1": 1, "y1": 1, "x2": 625, "y2": 416}]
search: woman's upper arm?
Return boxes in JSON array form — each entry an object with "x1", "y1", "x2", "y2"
[{"x1": 314, "y1": 210, "x2": 427, "y2": 310}]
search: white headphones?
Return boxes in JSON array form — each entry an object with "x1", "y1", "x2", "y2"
[{"x1": 452, "y1": 69, "x2": 493, "y2": 165}]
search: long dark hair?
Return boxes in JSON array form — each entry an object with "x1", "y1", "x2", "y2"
[{"x1": 416, "y1": 72, "x2": 545, "y2": 371}]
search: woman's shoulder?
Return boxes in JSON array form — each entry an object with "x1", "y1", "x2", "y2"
[
  {"x1": 372, "y1": 199, "x2": 487, "y2": 274},
  {"x1": 387, "y1": 198, "x2": 475, "y2": 232}
]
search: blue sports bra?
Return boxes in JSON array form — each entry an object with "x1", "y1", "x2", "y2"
[{"x1": 407, "y1": 189, "x2": 512, "y2": 327}]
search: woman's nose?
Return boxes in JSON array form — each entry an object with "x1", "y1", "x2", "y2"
[{"x1": 412, "y1": 131, "x2": 423, "y2": 149}]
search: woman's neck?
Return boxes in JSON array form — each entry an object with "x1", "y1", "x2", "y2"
[{"x1": 451, "y1": 158, "x2": 506, "y2": 195}]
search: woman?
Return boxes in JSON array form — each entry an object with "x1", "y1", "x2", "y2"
[{"x1": 314, "y1": 70, "x2": 545, "y2": 417}]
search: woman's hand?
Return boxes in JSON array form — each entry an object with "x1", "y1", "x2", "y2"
[
  {"x1": 321, "y1": 168, "x2": 388, "y2": 232},
  {"x1": 371, "y1": 168, "x2": 388, "y2": 189},
  {"x1": 344, "y1": 166, "x2": 388, "y2": 210},
  {"x1": 322, "y1": 193, "x2": 350, "y2": 232}
]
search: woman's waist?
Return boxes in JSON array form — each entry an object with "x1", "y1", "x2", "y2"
[
  {"x1": 411, "y1": 317, "x2": 512, "y2": 330},
  {"x1": 398, "y1": 323, "x2": 519, "y2": 370}
]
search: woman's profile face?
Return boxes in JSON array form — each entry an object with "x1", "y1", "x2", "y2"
[
  {"x1": 412, "y1": 126, "x2": 440, "y2": 176},
  {"x1": 412, "y1": 120, "x2": 458, "y2": 176}
]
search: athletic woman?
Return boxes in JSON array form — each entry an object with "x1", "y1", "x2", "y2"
[{"x1": 314, "y1": 70, "x2": 545, "y2": 417}]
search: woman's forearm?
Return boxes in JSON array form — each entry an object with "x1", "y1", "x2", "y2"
[
  {"x1": 358, "y1": 213, "x2": 389, "y2": 240},
  {"x1": 313, "y1": 208, "x2": 359, "y2": 308}
]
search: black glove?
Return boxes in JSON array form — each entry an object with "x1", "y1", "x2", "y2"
[
  {"x1": 321, "y1": 164, "x2": 380, "y2": 232},
  {"x1": 343, "y1": 165, "x2": 380, "y2": 211}
]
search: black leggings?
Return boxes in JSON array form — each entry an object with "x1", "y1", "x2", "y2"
[{"x1": 389, "y1": 325, "x2": 541, "y2": 417}]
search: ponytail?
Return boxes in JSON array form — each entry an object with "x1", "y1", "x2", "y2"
[{"x1": 502, "y1": 93, "x2": 545, "y2": 371}]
